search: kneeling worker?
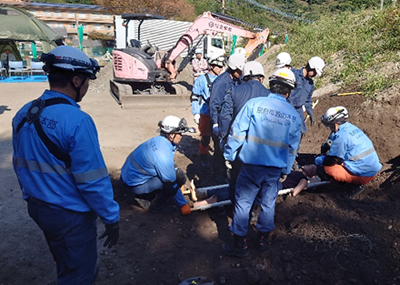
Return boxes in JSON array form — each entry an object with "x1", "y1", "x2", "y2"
[
  {"x1": 316, "y1": 106, "x2": 381, "y2": 186},
  {"x1": 120, "y1": 116, "x2": 192, "y2": 215}
]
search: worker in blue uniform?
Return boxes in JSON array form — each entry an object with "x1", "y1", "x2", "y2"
[
  {"x1": 120, "y1": 115, "x2": 192, "y2": 215},
  {"x1": 316, "y1": 106, "x2": 381, "y2": 189},
  {"x1": 222, "y1": 68, "x2": 301, "y2": 257},
  {"x1": 191, "y1": 53, "x2": 226, "y2": 168},
  {"x1": 219, "y1": 61, "x2": 270, "y2": 202},
  {"x1": 12, "y1": 46, "x2": 120, "y2": 284},
  {"x1": 289, "y1": 56, "x2": 325, "y2": 168},
  {"x1": 209, "y1": 53, "x2": 246, "y2": 183},
  {"x1": 289, "y1": 56, "x2": 325, "y2": 133}
]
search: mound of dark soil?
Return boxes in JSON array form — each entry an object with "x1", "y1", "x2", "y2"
[{"x1": 102, "y1": 86, "x2": 400, "y2": 284}]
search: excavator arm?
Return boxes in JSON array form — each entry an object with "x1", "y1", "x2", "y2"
[{"x1": 163, "y1": 11, "x2": 269, "y2": 80}]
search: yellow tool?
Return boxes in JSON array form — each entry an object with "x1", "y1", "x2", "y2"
[
  {"x1": 305, "y1": 99, "x2": 319, "y2": 122},
  {"x1": 329, "y1": 92, "x2": 362, "y2": 97}
]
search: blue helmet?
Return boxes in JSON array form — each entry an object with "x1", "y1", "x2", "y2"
[{"x1": 41, "y1": 46, "x2": 99, "y2": 79}]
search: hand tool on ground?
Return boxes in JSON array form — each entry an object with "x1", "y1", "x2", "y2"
[{"x1": 329, "y1": 92, "x2": 362, "y2": 97}]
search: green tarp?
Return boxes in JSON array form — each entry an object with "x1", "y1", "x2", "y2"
[{"x1": 0, "y1": 5, "x2": 63, "y2": 52}]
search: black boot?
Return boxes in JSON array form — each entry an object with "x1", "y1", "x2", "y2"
[
  {"x1": 221, "y1": 234, "x2": 249, "y2": 257},
  {"x1": 200, "y1": 154, "x2": 210, "y2": 168},
  {"x1": 347, "y1": 185, "x2": 365, "y2": 199},
  {"x1": 148, "y1": 194, "x2": 177, "y2": 214},
  {"x1": 257, "y1": 231, "x2": 271, "y2": 251}
]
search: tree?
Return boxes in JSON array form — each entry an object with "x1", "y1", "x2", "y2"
[{"x1": 93, "y1": 0, "x2": 196, "y2": 21}]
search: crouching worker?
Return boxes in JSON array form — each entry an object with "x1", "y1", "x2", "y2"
[
  {"x1": 315, "y1": 106, "x2": 381, "y2": 186},
  {"x1": 120, "y1": 116, "x2": 192, "y2": 215},
  {"x1": 281, "y1": 164, "x2": 317, "y2": 197}
]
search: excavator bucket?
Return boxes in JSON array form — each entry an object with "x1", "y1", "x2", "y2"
[{"x1": 109, "y1": 80, "x2": 191, "y2": 109}]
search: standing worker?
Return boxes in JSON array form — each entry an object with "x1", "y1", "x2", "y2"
[
  {"x1": 219, "y1": 61, "x2": 270, "y2": 202},
  {"x1": 192, "y1": 49, "x2": 208, "y2": 81},
  {"x1": 191, "y1": 53, "x2": 226, "y2": 167},
  {"x1": 222, "y1": 68, "x2": 301, "y2": 257},
  {"x1": 316, "y1": 106, "x2": 381, "y2": 195},
  {"x1": 12, "y1": 46, "x2": 120, "y2": 284},
  {"x1": 289, "y1": 56, "x2": 325, "y2": 168},
  {"x1": 209, "y1": 52, "x2": 246, "y2": 183},
  {"x1": 120, "y1": 116, "x2": 192, "y2": 215}
]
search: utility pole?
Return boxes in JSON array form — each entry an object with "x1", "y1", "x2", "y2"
[
  {"x1": 221, "y1": 0, "x2": 226, "y2": 14},
  {"x1": 393, "y1": 0, "x2": 397, "y2": 7},
  {"x1": 381, "y1": 0, "x2": 384, "y2": 10}
]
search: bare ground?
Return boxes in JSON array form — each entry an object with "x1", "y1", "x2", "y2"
[{"x1": 1, "y1": 64, "x2": 400, "y2": 285}]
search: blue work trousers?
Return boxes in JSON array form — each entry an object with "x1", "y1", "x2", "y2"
[
  {"x1": 28, "y1": 198, "x2": 97, "y2": 285},
  {"x1": 231, "y1": 164, "x2": 281, "y2": 236}
]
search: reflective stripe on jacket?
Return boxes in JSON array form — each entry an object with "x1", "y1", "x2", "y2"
[
  {"x1": 12, "y1": 90, "x2": 119, "y2": 224},
  {"x1": 224, "y1": 93, "x2": 302, "y2": 174},
  {"x1": 328, "y1": 122, "x2": 382, "y2": 176}
]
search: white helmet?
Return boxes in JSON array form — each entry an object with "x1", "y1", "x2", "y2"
[
  {"x1": 275, "y1": 52, "x2": 292, "y2": 68},
  {"x1": 207, "y1": 53, "x2": 226, "y2": 68},
  {"x1": 41, "y1": 46, "x2": 99, "y2": 79},
  {"x1": 234, "y1": 47, "x2": 247, "y2": 57},
  {"x1": 269, "y1": 68, "x2": 296, "y2": 89},
  {"x1": 243, "y1": 61, "x2": 264, "y2": 78},
  {"x1": 308, "y1": 56, "x2": 325, "y2": 76},
  {"x1": 158, "y1": 115, "x2": 189, "y2": 134},
  {"x1": 195, "y1": 48, "x2": 202, "y2": 55},
  {"x1": 227, "y1": 53, "x2": 246, "y2": 71},
  {"x1": 321, "y1": 106, "x2": 349, "y2": 126}
]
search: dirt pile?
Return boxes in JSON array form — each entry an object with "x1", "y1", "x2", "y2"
[{"x1": 89, "y1": 55, "x2": 195, "y2": 94}]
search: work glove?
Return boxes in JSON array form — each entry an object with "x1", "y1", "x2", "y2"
[
  {"x1": 181, "y1": 203, "x2": 191, "y2": 215},
  {"x1": 320, "y1": 142, "x2": 331, "y2": 154},
  {"x1": 279, "y1": 173, "x2": 287, "y2": 183},
  {"x1": 193, "y1": 114, "x2": 200, "y2": 125},
  {"x1": 99, "y1": 221, "x2": 119, "y2": 249},
  {"x1": 212, "y1": 124, "x2": 219, "y2": 136},
  {"x1": 310, "y1": 115, "x2": 316, "y2": 126},
  {"x1": 225, "y1": 160, "x2": 232, "y2": 170}
]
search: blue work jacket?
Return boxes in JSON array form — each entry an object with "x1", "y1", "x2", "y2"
[
  {"x1": 325, "y1": 122, "x2": 381, "y2": 176},
  {"x1": 12, "y1": 90, "x2": 119, "y2": 224},
  {"x1": 288, "y1": 68, "x2": 314, "y2": 133},
  {"x1": 209, "y1": 71, "x2": 241, "y2": 125},
  {"x1": 191, "y1": 73, "x2": 218, "y2": 116},
  {"x1": 120, "y1": 136, "x2": 187, "y2": 206},
  {"x1": 224, "y1": 93, "x2": 302, "y2": 174},
  {"x1": 219, "y1": 80, "x2": 271, "y2": 140}
]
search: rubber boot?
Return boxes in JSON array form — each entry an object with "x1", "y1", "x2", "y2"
[
  {"x1": 221, "y1": 234, "x2": 249, "y2": 257},
  {"x1": 148, "y1": 194, "x2": 177, "y2": 214}
]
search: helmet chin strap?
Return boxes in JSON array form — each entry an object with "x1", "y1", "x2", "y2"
[{"x1": 68, "y1": 75, "x2": 87, "y2": 102}]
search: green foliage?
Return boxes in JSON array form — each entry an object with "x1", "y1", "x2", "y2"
[{"x1": 285, "y1": 7, "x2": 400, "y2": 96}]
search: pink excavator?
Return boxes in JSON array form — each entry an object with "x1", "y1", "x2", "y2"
[{"x1": 110, "y1": 11, "x2": 269, "y2": 108}]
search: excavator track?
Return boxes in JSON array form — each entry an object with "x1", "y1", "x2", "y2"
[{"x1": 110, "y1": 80, "x2": 191, "y2": 109}]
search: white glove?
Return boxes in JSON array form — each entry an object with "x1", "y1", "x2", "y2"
[
  {"x1": 194, "y1": 114, "x2": 200, "y2": 125},
  {"x1": 212, "y1": 124, "x2": 219, "y2": 136},
  {"x1": 225, "y1": 160, "x2": 232, "y2": 170}
]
